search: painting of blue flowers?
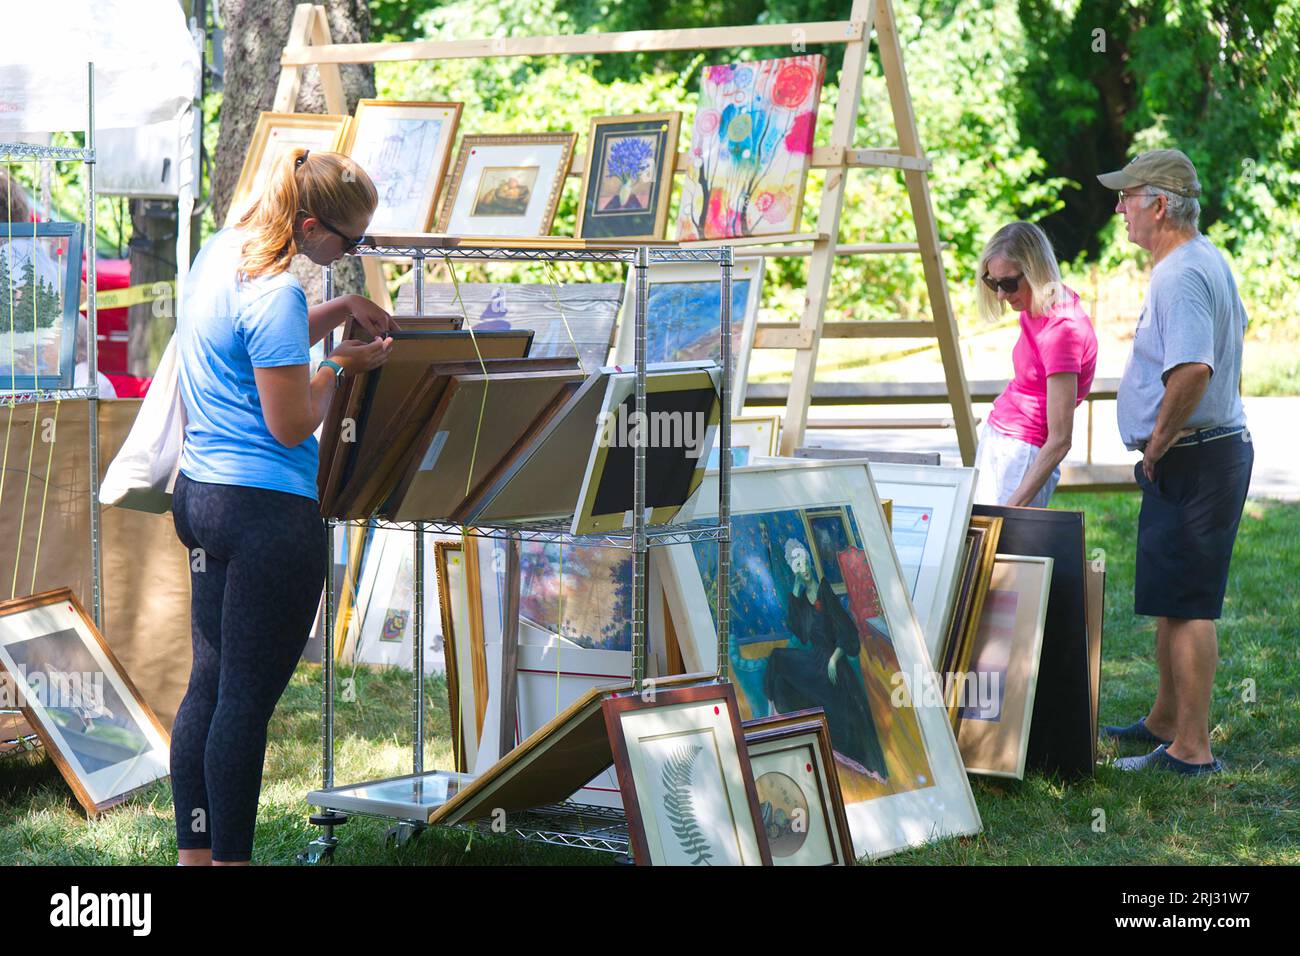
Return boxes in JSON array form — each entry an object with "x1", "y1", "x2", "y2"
[{"x1": 579, "y1": 113, "x2": 681, "y2": 240}]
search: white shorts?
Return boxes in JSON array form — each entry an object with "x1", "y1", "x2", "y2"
[{"x1": 973, "y1": 425, "x2": 1060, "y2": 508}]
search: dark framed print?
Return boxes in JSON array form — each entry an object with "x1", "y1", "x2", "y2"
[{"x1": 577, "y1": 112, "x2": 681, "y2": 240}]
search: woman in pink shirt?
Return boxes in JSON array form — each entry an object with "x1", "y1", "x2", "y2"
[{"x1": 973, "y1": 221, "x2": 1098, "y2": 507}]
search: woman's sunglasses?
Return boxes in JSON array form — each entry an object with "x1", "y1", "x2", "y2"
[
  {"x1": 313, "y1": 215, "x2": 365, "y2": 252},
  {"x1": 981, "y1": 271, "x2": 1023, "y2": 294}
]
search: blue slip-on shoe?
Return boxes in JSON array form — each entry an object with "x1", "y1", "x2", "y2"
[
  {"x1": 1113, "y1": 744, "x2": 1224, "y2": 776},
  {"x1": 1101, "y1": 718, "x2": 1173, "y2": 747}
]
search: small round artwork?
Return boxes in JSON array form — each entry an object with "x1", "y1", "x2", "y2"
[{"x1": 755, "y1": 770, "x2": 810, "y2": 858}]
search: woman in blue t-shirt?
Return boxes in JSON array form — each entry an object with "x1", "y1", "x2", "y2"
[{"x1": 172, "y1": 148, "x2": 394, "y2": 865}]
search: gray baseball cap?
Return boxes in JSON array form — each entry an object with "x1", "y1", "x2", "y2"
[{"x1": 1097, "y1": 149, "x2": 1201, "y2": 197}]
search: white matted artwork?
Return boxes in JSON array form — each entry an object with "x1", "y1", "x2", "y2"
[
  {"x1": 352, "y1": 527, "x2": 448, "y2": 675},
  {"x1": 436, "y1": 133, "x2": 577, "y2": 237},
  {"x1": 224, "y1": 111, "x2": 349, "y2": 226},
  {"x1": 867, "y1": 462, "x2": 977, "y2": 666},
  {"x1": 707, "y1": 414, "x2": 780, "y2": 469},
  {"x1": 658, "y1": 459, "x2": 981, "y2": 860},
  {"x1": 612, "y1": 258, "x2": 764, "y2": 416},
  {"x1": 344, "y1": 99, "x2": 462, "y2": 233}
]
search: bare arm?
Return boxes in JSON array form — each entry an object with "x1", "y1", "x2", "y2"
[
  {"x1": 1007, "y1": 372, "x2": 1076, "y2": 508},
  {"x1": 1142, "y1": 362, "x2": 1212, "y2": 479},
  {"x1": 307, "y1": 293, "x2": 401, "y2": 346},
  {"x1": 254, "y1": 364, "x2": 339, "y2": 448}
]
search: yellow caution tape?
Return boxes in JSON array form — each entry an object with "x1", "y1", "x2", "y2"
[{"x1": 80, "y1": 280, "x2": 176, "y2": 311}]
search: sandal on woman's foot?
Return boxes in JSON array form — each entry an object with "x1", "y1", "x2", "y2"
[
  {"x1": 1113, "y1": 744, "x2": 1223, "y2": 776},
  {"x1": 1101, "y1": 717, "x2": 1172, "y2": 746}
]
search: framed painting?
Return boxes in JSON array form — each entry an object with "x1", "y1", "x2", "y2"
[
  {"x1": 604, "y1": 682, "x2": 772, "y2": 866},
  {"x1": 0, "y1": 588, "x2": 170, "y2": 814},
  {"x1": 434, "y1": 539, "x2": 487, "y2": 773},
  {"x1": 676, "y1": 55, "x2": 826, "y2": 240},
  {"x1": 436, "y1": 133, "x2": 577, "y2": 237},
  {"x1": 958, "y1": 555, "x2": 1053, "y2": 779},
  {"x1": 343, "y1": 99, "x2": 463, "y2": 233},
  {"x1": 395, "y1": 281, "x2": 624, "y2": 373},
  {"x1": 743, "y1": 710, "x2": 855, "y2": 866},
  {"x1": 612, "y1": 257, "x2": 764, "y2": 416},
  {"x1": 351, "y1": 527, "x2": 447, "y2": 675},
  {"x1": 868, "y1": 462, "x2": 977, "y2": 666},
  {"x1": 0, "y1": 221, "x2": 84, "y2": 389},
  {"x1": 1086, "y1": 564, "x2": 1106, "y2": 765},
  {"x1": 940, "y1": 515, "x2": 1002, "y2": 725},
  {"x1": 576, "y1": 112, "x2": 681, "y2": 240},
  {"x1": 658, "y1": 459, "x2": 981, "y2": 859},
  {"x1": 224, "y1": 111, "x2": 349, "y2": 226},
  {"x1": 707, "y1": 414, "x2": 780, "y2": 469}
]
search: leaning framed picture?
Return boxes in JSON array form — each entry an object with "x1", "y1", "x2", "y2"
[
  {"x1": 351, "y1": 526, "x2": 447, "y2": 675},
  {"x1": 707, "y1": 414, "x2": 781, "y2": 469},
  {"x1": 744, "y1": 709, "x2": 855, "y2": 866},
  {"x1": 343, "y1": 99, "x2": 462, "y2": 233},
  {"x1": 958, "y1": 554, "x2": 1053, "y2": 779},
  {"x1": 436, "y1": 133, "x2": 577, "y2": 237},
  {"x1": 0, "y1": 221, "x2": 84, "y2": 389},
  {"x1": 576, "y1": 112, "x2": 681, "y2": 240},
  {"x1": 611, "y1": 257, "x2": 765, "y2": 416},
  {"x1": 603, "y1": 682, "x2": 772, "y2": 866},
  {"x1": 659, "y1": 459, "x2": 981, "y2": 860},
  {"x1": 868, "y1": 462, "x2": 977, "y2": 666},
  {"x1": 0, "y1": 588, "x2": 170, "y2": 814},
  {"x1": 224, "y1": 111, "x2": 350, "y2": 226}
]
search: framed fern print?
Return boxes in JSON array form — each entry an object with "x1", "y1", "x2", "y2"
[{"x1": 603, "y1": 682, "x2": 772, "y2": 866}]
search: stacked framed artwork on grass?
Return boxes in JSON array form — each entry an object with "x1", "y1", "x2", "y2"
[
  {"x1": 0, "y1": 589, "x2": 170, "y2": 814},
  {"x1": 436, "y1": 133, "x2": 577, "y2": 238},
  {"x1": 224, "y1": 112, "x2": 349, "y2": 226},
  {"x1": 676, "y1": 56, "x2": 826, "y2": 240},
  {"x1": 350, "y1": 527, "x2": 448, "y2": 675},
  {"x1": 658, "y1": 459, "x2": 981, "y2": 859},
  {"x1": 577, "y1": 112, "x2": 681, "y2": 240},
  {"x1": 0, "y1": 221, "x2": 84, "y2": 389},
  {"x1": 343, "y1": 100, "x2": 462, "y2": 233},
  {"x1": 612, "y1": 258, "x2": 764, "y2": 416}
]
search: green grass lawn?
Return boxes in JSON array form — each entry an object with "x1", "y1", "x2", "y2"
[{"x1": 2, "y1": 491, "x2": 1297, "y2": 865}]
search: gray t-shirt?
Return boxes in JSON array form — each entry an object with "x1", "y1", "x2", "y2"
[{"x1": 1117, "y1": 233, "x2": 1248, "y2": 450}]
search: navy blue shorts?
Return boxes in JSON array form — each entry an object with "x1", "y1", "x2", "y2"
[{"x1": 1133, "y1": 430, "x2": 1253, "y2": 620}]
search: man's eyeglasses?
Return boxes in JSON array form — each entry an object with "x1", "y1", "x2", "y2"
[
  {"x1": 1118, "y1": 189, "x2": 1155, "y2": 206},
  {"x1": 981, "y1": 272, "x2": 1023, "y2": 294},
  {"x1": 311, "y1": 215, "x2": 365, "y2": 252}
]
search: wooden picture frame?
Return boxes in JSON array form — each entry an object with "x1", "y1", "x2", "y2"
[
  {"x1": 958, "y1": 554, "x2": 1053, "y2": 779},
  {"x1": 576, "y1": 112, "x2": 681, "y2": 240},
  {"x1": 604, "y1": 681, "x2": 772, "y2": 866},
  {"x1": 435, "y1": 133, "x2": 577, "y2": 237},
  {"x1": 342, "y1": 99, "x2": 463, "y2": 233},
  {"x1": 743, "y1": 709, "x2": 855, "y2": 866},
  {"x1": 612, "y1": 257, "x2": 765, "y2": 417},
  {"x1": 350, "y1": 527, "x2": 446, "y2": 674},
  {"x1": 1086, "y1": 564, "x2": 1106, "y2": 765},
  {"x1": 435, "y1": 539, "x2": 481, "y2": 772},
  {"x1": 224, "y1": 111, "x2": 349, "y2": 227},
  {"x1": 868, "y1": 462, "x2": 977, "y2": 665},
  {"x1": 941, "y1": 515, "x2": 1002, "y2": 726},
  {"x1": 0, "y1": 588, "x2": 170, "y2": 814}
]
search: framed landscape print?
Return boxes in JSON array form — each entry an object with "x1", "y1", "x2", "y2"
[
  {"x1": 224, "y1": 111, "x2": 349, "y2": 226},
  {"x1": 744, "y1": 710, "x2": 855, "y2": 866},
  {"x1": 343, "y1": 99, "x2": 462, "y2": 233},
  {"x1": 603, "y1": 682, "x2": 772, "y2": 866},
  {"x1": 958, "y1": 555, "x2": 1053, "y2": 779},
  {"x1": 436, "y1": 133, "x2": 577, "y2": 237},
  {"x1": 0, "y1": 588, "x2": 170, "y2": 814},
  {"x1": 577, "y1": 112, "x2": 681, "y2": 240},
  {"x1": 868, "y1": 462, "x2": 977, "y2": 666},
  {"x1": 676, "y1": 55, "x2": 826, "y2": 240},
  {"x1": 659, "y1": 459, "x2": 981, "y2": 859},
  {"x1": 707, "y1": 414, "x2": 780, "y2": 469},
  {"x1": 0, "y1": 221, "x2": 84, "y2": 389},
  {"x1": 613, "y1": 257, "x2": 764, "y2": 416}
]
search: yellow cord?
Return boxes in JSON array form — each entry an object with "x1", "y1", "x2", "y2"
[
  {"x1": 542, "y1": 260, "x2": 585, "y2": 375},
  {"x1": 441, "y1": 256, "x2": 489, "y2": 500},
  {"x1": 29, "y1": 398, "x2": 60, "y2": 593}
]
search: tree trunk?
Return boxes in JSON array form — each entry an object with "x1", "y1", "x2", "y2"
[
  {"x1": 126, "y1": 199, "x2": 178, "y2": 376},
  {"x1": 214, "y1": 0, "x2": 374, "y2": 304}
]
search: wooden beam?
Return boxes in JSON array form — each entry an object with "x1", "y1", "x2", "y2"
[
  {"x1": 731, "y1": 241, "x2": 936, "y2": 259},
  {"x1": 281, "y1": 20, "x2": 870, "y2": 66},
  {"x1": 310, "y1": 5, "x2": 348, "y2": 115},
  {"x1": 568, "y1": 145, "x2": 928, "y2": 179},
  {"x1": 845, "y1": 148, "x2": 930, "y2": 171},
  {"x1": 779, "y1": 0, "x2": 877, "y2": 455},
  {"x1": 823, "y1": 320, "x2": 937, "y2": 338},
  {"x1": 754, "y1": 325, "x2": 814, "y2": 350},
  {"x1": 679, "y1": 232, "x2": 826, "y2": 249},
  {"x1": 272, "y1": 4, "x2": 318, "y2": 112},
  {"x1": 806, "y1": 417, "x2": 963, "y2": 429}
]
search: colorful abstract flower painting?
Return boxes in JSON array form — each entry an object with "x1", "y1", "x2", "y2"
[{"x1": 676, "y1": 55, "x2": 826, "y2": 240}]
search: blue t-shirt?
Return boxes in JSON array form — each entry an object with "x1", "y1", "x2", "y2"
[{"x1": 178, "y1": 228, "x2": 317, "y2": 499}]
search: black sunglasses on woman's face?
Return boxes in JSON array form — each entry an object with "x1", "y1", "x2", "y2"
[
  {"x1": 301, "y1": 212, "x2": 364, "y2": 252},
  {"x1": 981, "y1": 271, "x2": 1023, "y2": 294}
]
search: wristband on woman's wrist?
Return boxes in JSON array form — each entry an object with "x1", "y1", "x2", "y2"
[{"x1": 318, "y1": 359, "x2": 346, "y2": 386}]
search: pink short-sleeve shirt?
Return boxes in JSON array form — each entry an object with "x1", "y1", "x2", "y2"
[{"x1": 987, "y1": 286, "x2": 1098, "y2": 448}]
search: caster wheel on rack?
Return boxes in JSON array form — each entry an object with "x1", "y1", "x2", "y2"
[{"x1": 385, "y1": 822, "x2": 425, "y2": 849}]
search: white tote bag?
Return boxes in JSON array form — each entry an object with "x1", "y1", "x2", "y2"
[{"x1": 99, "y1": 334, "x2": 186, "y2": 513}]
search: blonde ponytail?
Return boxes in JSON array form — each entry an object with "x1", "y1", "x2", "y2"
[{"x1": 236, "y1": 147, "x2": 377, "y2": 280}]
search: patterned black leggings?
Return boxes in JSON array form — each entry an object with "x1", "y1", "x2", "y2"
[{"x1": 170, "y1": 472, "x2": 326, "y2": 862}]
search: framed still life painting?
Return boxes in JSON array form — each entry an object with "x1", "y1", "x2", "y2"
[
  {"x1": 658, "y1": 459, "x2": 981, "y2": 859},
  {"x1": 224, "y1": 111, "x2": 350, "y2": 227},
  {"x1": 612, "y1": 257, "x2": 765, "y2": 416},
  {"x1": 351, "y1": 526, "x2": 448, "y2": 675},
  {"x1": 0, "y1": 588, "x2": 170, "y2": 814},
  {"x1": 576, "y1": 112, "x2": 681, "y2": 240},
  {"x1": 0, "y1": 221, "x2": 84, "y2": 389},
  {"x1": 676, "y1": 55, "x2": 826, "y2": 240},
  {"x1": 343, "y1": 99, "x2": 462, "y2": 233},
  {"x1": 743, "y1": 709, "x2": 855, "y2": 866},
  {"x1": 436, "y1": 133, "x2": 577, "y2": 238},
  {"x1": 603, "y1": 681, "x2": 773, "y2": 866}
]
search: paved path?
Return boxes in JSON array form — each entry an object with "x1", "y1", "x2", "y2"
[{"x1": 799, "y1": 395, "x2": 1298, "y2": 501}]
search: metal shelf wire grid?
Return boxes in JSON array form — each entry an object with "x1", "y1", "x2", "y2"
[
  {"x1": 1, "y1": 386, "x2": 102, "y2": 406},
  {"x1": 351, "y1": 241, "x2": 731, "y2": 266},
  {"x1": 0, "y1": 142, "x2": 94, "y2": 162},
  {"x1": 334, "y1": 514, "x2": 725, "y2": 548}
]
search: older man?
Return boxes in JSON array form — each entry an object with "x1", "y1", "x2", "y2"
[{"x1": 1098, "y1": 149, "x2": 1253, "y2": 776}]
